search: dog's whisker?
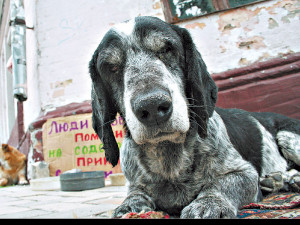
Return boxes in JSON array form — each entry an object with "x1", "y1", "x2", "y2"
[
  {"x1": 186, "y1": 102, "x2": 216, "y2": 110},
  {"x1": 97, "y1": 119, "x2": 117, "y2": 128},
  {"x1": 189, "y1": 111, "x2": 206, "y2": 130}
]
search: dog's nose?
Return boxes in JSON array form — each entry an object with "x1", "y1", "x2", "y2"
[{"x1": 131, "y1": 89, "x2": 173, "y2": 126}]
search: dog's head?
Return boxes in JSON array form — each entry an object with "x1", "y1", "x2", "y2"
[{"x1": 89, "y1": 16, "x2": 218, "y2": 166}]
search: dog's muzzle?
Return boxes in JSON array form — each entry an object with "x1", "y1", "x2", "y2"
[{"x1": 131, "y1": 88, "x2": 173, "y2": 126}]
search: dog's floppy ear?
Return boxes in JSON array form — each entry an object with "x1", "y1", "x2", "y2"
[
  {"x1": 89, "y1": 52, "x2": 119, "y2": 167},
  {"x1": 172, "y1": 25, "x2": 218, "y2": 138}
]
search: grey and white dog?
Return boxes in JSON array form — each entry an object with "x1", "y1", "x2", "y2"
[{"x1": 89, "y1": 16, "x2": 300, "y2": 218}]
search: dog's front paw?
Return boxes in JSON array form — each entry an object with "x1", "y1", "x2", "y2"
[
  {"x1": 180, "y1": 196, "x2": 236, "y2": 219},
  {"x1": 112, "y1": 195, "x2": 154, "y2": 218},
  {"x1": 112, "y1": 203, "x2": 152, "y2": 218},
  {"x1": 290, "y1": 172, "x2": 300, "y2": 192},
  {"x1": 260, "y1": 171, "x2": 286, "y2": 193}
]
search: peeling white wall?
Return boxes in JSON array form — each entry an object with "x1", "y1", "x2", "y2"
[
  {"x1": 178, "y1": 0, "x2": 300, "y2": 74},
  {"x1": 23, "y1": 0, "x2": 300, "y2": 129},
  {"x1": 34, "y1": 0, "x2": 163, "y2": 113}
]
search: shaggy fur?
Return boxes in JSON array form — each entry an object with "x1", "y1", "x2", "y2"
[{"x1": 89, "y1": 16, "x2": 300, "y2": 218}]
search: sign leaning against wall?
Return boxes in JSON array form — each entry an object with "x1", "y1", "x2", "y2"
[{"x1": 42, "y1": 113, "x2": 124, "y2": 178}]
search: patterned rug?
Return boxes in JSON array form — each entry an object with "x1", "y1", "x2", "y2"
[{"x1": 238, "y1": 192, "x2": 300, "y2": 219}]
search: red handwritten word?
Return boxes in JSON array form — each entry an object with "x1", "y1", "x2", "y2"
[
  {"x1": 76, "y1": 157, "x2": 120, "y2": 167},
  {"x1": 75, "y1": 133, "x2": 99, "y2": 142},
  {"x1": 75, "y1": 131, "x2": 124, "y2": 143}
]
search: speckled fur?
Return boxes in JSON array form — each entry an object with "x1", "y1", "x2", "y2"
[
  {"x1": 117, "y1": 112, "x2": 260, "y2": 218},
  {"x1": 89, "y1": 16, "x2": 300, "y2": 218}
]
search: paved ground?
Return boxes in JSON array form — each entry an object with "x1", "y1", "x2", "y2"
[{"x1": 0, "y1": 180, "x2": 127, "y2": 218}]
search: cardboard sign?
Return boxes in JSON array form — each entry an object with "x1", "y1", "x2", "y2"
[{"x1": 42, "y1": 113, "x2": 124, "y2": 178}]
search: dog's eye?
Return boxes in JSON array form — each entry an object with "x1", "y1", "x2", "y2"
[
  {"x1": 164, "y1": 45, "x2": 172, "y2": 54},
  {"x1": 109, "y1": 65, "x2": 119, "y2": 73},
  {"x1": 158, "y1": 44, "x2": 173, "y2": 60},
  {"x1": 160, "y1": 44, "x2": 172, "y2": 54}
]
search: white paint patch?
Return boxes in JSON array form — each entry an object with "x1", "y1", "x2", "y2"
[
  {"x1": 173, "y1": 0, "x2": 201, "y2": 17},
  {"x1": 253, "y1": 119, "x2": 288, "y2": 176},
  {"x1": 277, "y1": 131, "x2": 300, "y2": 166},
  {"x1": 113, "y1": 19, "x2": 136, "y2": 37},
  {"x1": 185, "y1": 6, "x2": 201, "y2": 16}
]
